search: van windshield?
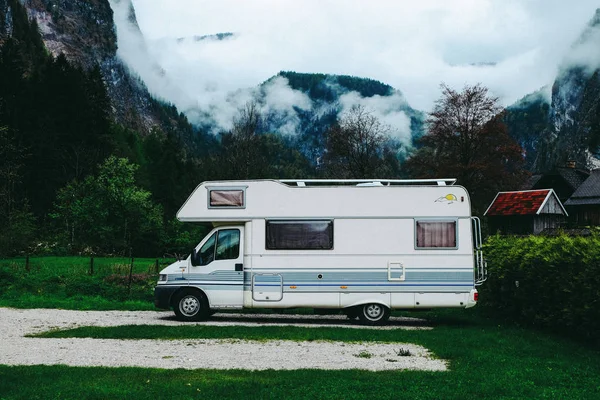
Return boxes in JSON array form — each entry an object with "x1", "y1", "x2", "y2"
[{"x1": 198, "y1": 232, "x2": 216, "y2": 265}]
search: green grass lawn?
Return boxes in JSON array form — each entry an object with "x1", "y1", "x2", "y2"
[
  {"x1": 1, "y1": 257, "x2": 599, "y2": 399},
  {"x1": 0, "y1": 256, "x2": 168, "y2": 276},
  {"x1": 0, "y1": 256, "x2": 173, "y2": 310},
  {"x1": 2, "y1": 310, "x2": 599, "y2": 399}
]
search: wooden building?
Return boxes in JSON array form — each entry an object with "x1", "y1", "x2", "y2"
[
  {"x1": 564, "y1": 170, "x2": 600, "y2": 226},
  {"x1": 484, "y1": 189, "x2": 568, "y2": 235},
  {"x1": 526, "y1": 166, "x2": 590, "y2": 203}
]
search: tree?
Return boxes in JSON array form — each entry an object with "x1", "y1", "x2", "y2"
[
  {"x1": 405, "y1": 84, "x2": 528, "y2": 213},
  {"x1": 0, "y1": 126, "x2": 35, "y2": 256},
  {"x1": 220, "y1": 101, "x2": 267, "y2": 179},
  {"x1": 51, "y1": 156, "x2": 163, "y2": 255},
  {"x1": 322, "y1": 105, "x2": 401, "y2": 178}
]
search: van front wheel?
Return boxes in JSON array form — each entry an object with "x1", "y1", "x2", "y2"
[
  {"x1": 358, "y1": 303, "x2": 390, "y2": 325},
  {"x1": 173, "y1": 289, "x2": 208, "y2": 322}
]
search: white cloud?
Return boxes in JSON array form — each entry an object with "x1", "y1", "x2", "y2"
[
  {"x1": 561, "y1": 20, "x2": 600, "y2": 76},
  {"x1": 259, "y1": 76, "x2": 312, "y2": 135},
  {"x1": 123, "y1": 0, "x2": 599, "y2": 116}
]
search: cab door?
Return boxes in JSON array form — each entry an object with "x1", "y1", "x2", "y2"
[{"x1": 189, "y1": 226, "x2": 244, "y2": 307}]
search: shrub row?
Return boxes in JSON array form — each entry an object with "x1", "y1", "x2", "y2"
[{"x1": 480, "y1": 234, "x2": 600, "y2": 344}]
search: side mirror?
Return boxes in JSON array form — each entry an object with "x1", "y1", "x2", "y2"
[{"x1": 190, "y1": 248, "x2": 201, "y2": 266}]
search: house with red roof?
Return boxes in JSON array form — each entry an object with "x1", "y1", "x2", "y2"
[{"x1": 484, "y1": 189, "x2": 568, "y2": 235}]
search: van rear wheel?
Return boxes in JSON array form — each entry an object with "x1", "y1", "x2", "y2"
[
  {"x1": 358, "y1": 303, "x2": 390, "y2": 325},
  {"x1": 173, "y1": 289, "x2": 208, "y2": 322}
]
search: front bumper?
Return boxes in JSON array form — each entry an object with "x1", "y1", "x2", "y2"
[{"x1": 154, "y1": 285, "x2": 181, "y2": 309}]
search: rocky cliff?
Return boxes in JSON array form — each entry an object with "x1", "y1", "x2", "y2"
[
  {"x1": 2, "y1": 0, "x2": 193, "y2": 136},
  {"x1": 506, "y1": 9, "x2": 600, "y2": 172}
]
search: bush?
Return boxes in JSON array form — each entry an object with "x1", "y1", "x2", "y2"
[{"x1": 480, "y1": 234, "x2": 600, "y2": 344}]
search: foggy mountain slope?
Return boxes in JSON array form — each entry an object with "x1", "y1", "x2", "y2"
[
  {"x1": 261, "y1": 72, "x2": 426, "y2": 162},
  {"x1": 9, "y1": 0, "x2": 600, "y2": 173},
  {"x1": 506, "y1": 8, "x2": 600, "y2": 171},
  {"x1": 110, "y1": 1, "x2": 426, "y2": 159},
  {"x1": 9, "y1": 0, "x2": 195, "y2": 138}
]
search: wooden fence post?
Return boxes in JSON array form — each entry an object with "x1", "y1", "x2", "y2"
[
  {"x1": 128, "y1": 257, "x2": 134, "y2": 293},
  {"x1": 25, "y1": 255, "x2": 30, "y2": 272},
  {"x1": 90, "y1": 257, "x2": 94, "y2": 275},
  {"x1": 155, "y1": 259, "x2": 159, "y2": 274}
]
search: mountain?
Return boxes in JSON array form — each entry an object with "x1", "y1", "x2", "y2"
[
  {"x1": 256, "y1": 71, "x2": 425, "y2": 163},
  {"x1": 106, "y1": 1, "x2": 425, "y2": 162},
  {"x1": 2, "y1": 0, "x2": 195, "y2": 139},
  {"x1": 506, "y1": 9, "x2": 600, "y2": 172}
]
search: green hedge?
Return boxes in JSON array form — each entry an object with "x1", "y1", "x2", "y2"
[{"x1": 481, "y1": 235, "x2": 600, "y2": 344}]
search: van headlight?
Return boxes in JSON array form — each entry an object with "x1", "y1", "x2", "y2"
[{"x1": 159, "y1": 274, "x2": 168, "y2": 282}]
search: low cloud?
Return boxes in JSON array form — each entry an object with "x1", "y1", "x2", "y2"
[
  {"x1": 260, "y1": 76, "x2": 313, "y2": 136},
  {"x1": 338, "y1": 91, "x2": 413, "y2": 145},
  {"x1": 560, "y1": 13, "x2": 600, "y2": 76},
  {"x1": 109, "y1": 0, "x2": 193, "y2": 108},
  {"x1": 111, "y1": 0, "x2": 600, "y2": 137},
  {"x1": 129, "y1": 0, "x2": 599, "y2": 112}
]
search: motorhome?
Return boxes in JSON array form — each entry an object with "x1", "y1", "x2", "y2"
[{"x1": 154, "y1": 179, "x2": 486, "y2": 325}]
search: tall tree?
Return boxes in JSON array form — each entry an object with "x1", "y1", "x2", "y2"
[
  {"x1": 322, "y1": 105, "x2": 401, "y2": 178},
  {"x1": 51, "y1": 156, "x2": 163, "y2": 256},
  {"x1": 405, "y1": 83, "x2": 528, "y2": 213},
  {"x1": 220, "y1": 101, "x2": 267, "y2": 179},
  {"x1": 0, "y1": 126, "x2": 35, "y2": 256}
]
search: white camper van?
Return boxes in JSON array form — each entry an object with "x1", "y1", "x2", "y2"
[{"x1": 154, "y1": 179, "x2": 487, "y2": 325}]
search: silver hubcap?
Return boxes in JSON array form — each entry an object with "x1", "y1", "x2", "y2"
[
  {"x1": 364, "y1": 304, "x2": 383, "y2": 320},
  {"x1": 180, "y1": 295, "x2": 200, "y2": 316}
]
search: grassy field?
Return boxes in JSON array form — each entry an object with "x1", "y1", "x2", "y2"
[
  {"x1": 1, "y1": 310, "x2": 599, "y2": 399},
  {"x1": 1, "y1": 257, "x2": 600, "y2": 399},
  {"x1": 0, "y1": 256, "x2": 172, "y2": 310}
]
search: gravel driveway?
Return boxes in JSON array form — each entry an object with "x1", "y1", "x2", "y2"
[{"x1": 0, "y1": 308, "x2": 446, "y2": 371}]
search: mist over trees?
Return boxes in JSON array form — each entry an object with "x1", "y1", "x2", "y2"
[{"x1": 322, "y1": 105, "x2": 402, "y2": 178}]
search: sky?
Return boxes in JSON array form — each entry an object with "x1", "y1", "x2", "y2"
[{"x1": 115, "y1": 0, "x2": 600, "y2": 133}]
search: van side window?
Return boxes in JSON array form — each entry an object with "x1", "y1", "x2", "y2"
[
  {"x1": 198, "y1": 229, "x2": 240, "y2": 265},
  {"x1": 415, "y1": 220, "x2": 457, "y2": 249},
  {"x1": 216, "y1": 229, "x2": 240, "y2": 260},
  {"x1": 266, "y1": 220, "x2": 333, "y2": 250}
]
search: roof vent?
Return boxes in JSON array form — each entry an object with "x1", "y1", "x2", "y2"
[{"x1": 566, "y1": 160, "x2": 576, "y2": 169}]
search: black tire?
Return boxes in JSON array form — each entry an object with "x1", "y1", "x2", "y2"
[
  {"x1": 358, "y1": 303, "x2": 390, "y2": 326},
  {"x1": 173, "y1": 289, "x2": 208, "y2": 322}
]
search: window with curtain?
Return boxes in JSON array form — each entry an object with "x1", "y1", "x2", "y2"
[
  {"x1": 415, "y1": 220, "x2": 457, "y2": 249},
  {"x1": 209, "y1": 189, "x2": 244, "y2": 207},
  {"x1": 266, "y1": 220, "x2": 333, "y2": 250}
]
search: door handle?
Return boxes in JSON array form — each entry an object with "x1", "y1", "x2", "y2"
[{"x1": 235, "y1": 263, "x2": 243, "y2": 272}]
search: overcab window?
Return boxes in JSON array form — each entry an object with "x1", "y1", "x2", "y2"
[
  {"x1": 266, "y1": 220, "x2": 333, "y2": 250},
  {"x1": 415, "y1": 220, "x2": 457, "y2": 249},
  {"x1": 208, "y1": 188, "x2": 245, "y2": 208}
]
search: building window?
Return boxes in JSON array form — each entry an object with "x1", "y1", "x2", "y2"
[
  {"x1": 415, "y1": 220, "x2": 457, "y2": 249},
  {"x1": 208, "y1": 188, "x2": 245, "y2": 208},
  {"x1": 266, "y1": 220, "x2": 333, "y2": 250}
]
